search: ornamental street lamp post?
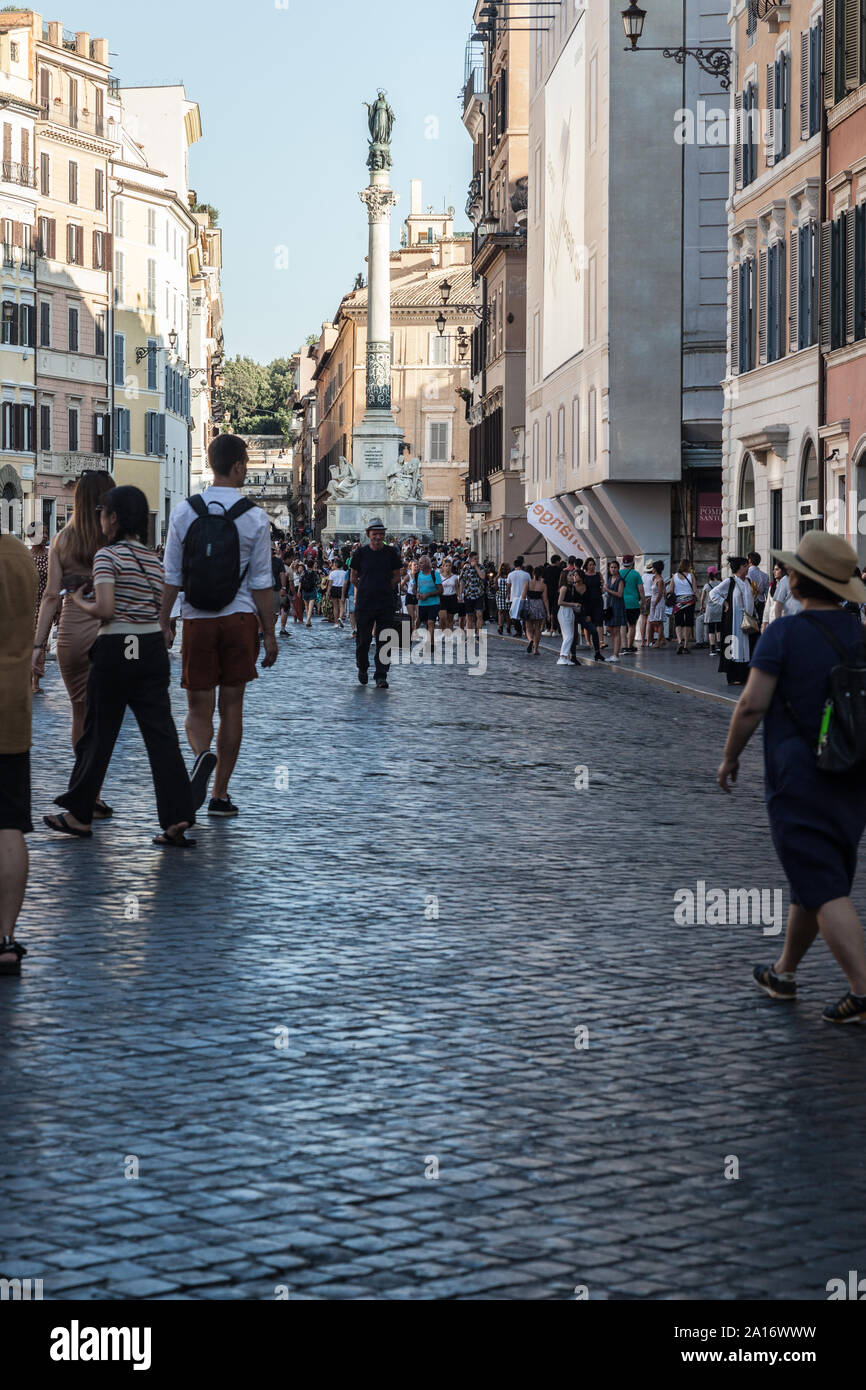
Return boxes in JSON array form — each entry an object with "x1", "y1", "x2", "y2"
[{"x1": 621, "y1": 1, "x2": 732, "y2": 90}]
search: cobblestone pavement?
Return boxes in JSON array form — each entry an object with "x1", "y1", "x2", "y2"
[{"x1": 2, "y1": 618, "x2": 865, "y2": 1301}]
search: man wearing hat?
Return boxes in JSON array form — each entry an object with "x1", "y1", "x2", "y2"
[
  {"x1": 717, "y1": 530, "x2": 866, "y2": 1024},
  {"x1": 348, "y1": 519, "x2": 403, "y2": 688}
]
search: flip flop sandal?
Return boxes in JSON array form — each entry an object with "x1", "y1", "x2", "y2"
[
  {"x1": 43, "y1": 813, "x2": 92, "y2": 839},
  {"x1": 152, "y1": 831, "x2": 197, "y2": 849},
  {"x1": 92, "y1": 800, "x2": 114, "y2": 819},
  {"x1": 0, "y1": 936, "x2": 26, "y2": 976}
]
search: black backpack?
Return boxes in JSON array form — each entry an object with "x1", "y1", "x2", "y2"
[
  {"x1": 784, "y1": 613, "x2": 866, "y2": 774},
  {"x1": 181, "y1": 494, "x2": 256, "y2": 612}
]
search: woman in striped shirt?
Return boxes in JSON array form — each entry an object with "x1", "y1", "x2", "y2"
[{"x1": 44, "y1": 485, "x2": 195, "y2": 848}]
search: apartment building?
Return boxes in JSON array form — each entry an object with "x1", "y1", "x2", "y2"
[
  {"x1": 109, "y1": 96, "x2": 197, "y2": 541},
  {"x1": 30, "y1": 17, "x2": 112, "y2": 531},
  {"x1": 723, "y1": 0, "x2": 823, "y2": 561},
  {"x1": 526, "y1": 0, "x2": 728, "y2": 574},
  {"x1": 188, "y1": 209, "x2": 224, "y2": 493},
  {"x1": 0, "y1": 16, "x2": 38, "y2": 534},
  {"x1": 461, "y1": 7, "x2": 532, "y2": 564}
]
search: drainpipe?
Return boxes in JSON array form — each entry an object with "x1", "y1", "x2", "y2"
[{"x1": 817, "y1": 72, "x2": 827, "y2": 529}]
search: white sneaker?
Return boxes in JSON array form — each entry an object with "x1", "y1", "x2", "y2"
[
  {"x1": 556, "y1": 657, "x2": 570, "y2": 665},
  {"x1": 607, "y1": 654, "x2": 619, "y2": 663}
]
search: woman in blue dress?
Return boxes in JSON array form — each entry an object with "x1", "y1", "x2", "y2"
[{"x1": 717, "y1": 531, "x2": 866, "y2": 1024}]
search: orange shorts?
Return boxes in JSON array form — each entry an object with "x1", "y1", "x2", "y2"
[{"x1": 181, "y1": 612, "x2": 260, "y2": 690}]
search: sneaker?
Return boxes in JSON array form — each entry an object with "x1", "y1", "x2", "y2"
[
  {"x1": 556, "y1": 657, "x2": 570, "y2": 665},
  {"x1": 358, "y1": 670, "x2": 369, "y2": 685},
  {"x1": 753, "y1": 963, "x2": 797, "y2": 1001},
  {"x1": 207, "y1": 795, "x2": 239, "y2": 818},
  {"x1": 607, "y1": 654, "x2": 619, "y2": 663},
  {"x1": 189, "y1": 750, "x2": 217, "y2": 812},
  {"x1": 822, "y1": 991, "x2": 866, "y2": 1023},
  {"x1": 374, "y1": 677, "x2": 389, "y2": 689},
  {"x1": 621, "y1": 647, "x2": 636, "y2": 655}
]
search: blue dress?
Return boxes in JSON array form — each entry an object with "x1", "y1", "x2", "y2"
[{"x1": 751, "y1": 610, "x2": 866, "y2": 910}]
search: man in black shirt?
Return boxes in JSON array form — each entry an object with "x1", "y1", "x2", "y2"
[
  {"x1": 542, "y1": 554, "x2": 564, "y2": 635},
  {"x1": 349, "y1": 518, "x2": 403, "y2": 688}
]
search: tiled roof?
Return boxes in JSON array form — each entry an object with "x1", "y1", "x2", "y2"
[{"x1": 349, "y1": 265, "x2": 474, "y2": 311}]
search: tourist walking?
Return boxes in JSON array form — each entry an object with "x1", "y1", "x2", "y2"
[
  {"x1": 668, "y1": 557, "x2": 698, "y2": 654},
  {"x1": 29, "y1": 525, "x2": 51, "y2": 691},
  {"x1": 507, "y1": 557, "x2": 530, "y2": 636},
  {"x1": 439, "y1": 559, "x2": 459, "y2": 632},
  {"x1": 326, "y1": 559, "x2": 348, "y2": 628},
  {"x1": 495, "y1": 563, "x2": 510, "y2": 634},
  {"x1": 159, "y1": 434, "x2": 278, "y2": 819},
  {"x1": 0, "y1": 522, "x2": 38, "y2": 975},
  {"x1": 640, "y1": 559, "x2": 656, "y2": 649},
  {"x1": 459, "y1": 550, "x2": 486, "y2": 633},
  {"x1": 711, "y1": 556, "x2": 757, "y2": 686},
  {"x1": 32, "y1": 472, "x2": 115, "y2": 818},
  {"x1": 698, "y1": 564, "x2": 721, "y2": 655},
  {"x1": 523, "y1": 566, "x2": 549, "y2": 655},
  {"x1": 350, "y1": 517, "x2": 403, "y2": 688},
  {"x1": 416, "y1": 554, "x2": 443, "y2": 639},
  {"x1": 718, "y1": 531, "x2": 866, "y2": 1023},
  {"x1": 604, "y1": 560, "x2": 626, "y2": 662},
  {"x1": 44, "y1": 486, "x2": 196, "y2": 848},
  {"x1": 647, "y1": 560, "x2": 668, "y2": 648},
  {"x1": 619, "y1": 555, "x2": 644, "y2": 654}
]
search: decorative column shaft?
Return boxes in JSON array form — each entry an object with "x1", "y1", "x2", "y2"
[{"x1": 359, "y1": 179, "x2": 399, "y2": 412}]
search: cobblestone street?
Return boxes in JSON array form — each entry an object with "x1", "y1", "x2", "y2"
[{"x1": 2, "y1": 622, "x2": 866, "y2": 1301}]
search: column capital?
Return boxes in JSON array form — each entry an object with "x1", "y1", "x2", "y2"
[{"x1": 359, "y1": 186, "x2": 400, "y2": 223}]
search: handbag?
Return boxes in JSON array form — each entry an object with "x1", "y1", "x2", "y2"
[{"x1": 741, "y1": 611, "x2": 760, "y2": 633}]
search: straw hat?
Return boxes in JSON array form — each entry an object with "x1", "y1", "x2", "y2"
[{"x1": 771, "y1": 530, "x2": 866, "y2": 604}]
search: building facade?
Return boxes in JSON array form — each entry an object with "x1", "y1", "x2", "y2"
[
  {"x1": 188, "y1": 209, "x2": 224, "y2": 493},
  {"x1": 723, "y1": 0, "x2": 823, "y2": 563},
  {"x1": 0, "y1": 16, "x2": 38, "y2": 534},
  {"x1": 822, "y1": 0, "x2": 866, "y2": 562},
  {"x1": 525, "y1": 0, "x2": 727, "y2": 575},
  {"x1": 461, "y1": 7, "x2": 534, "y2": 565}
]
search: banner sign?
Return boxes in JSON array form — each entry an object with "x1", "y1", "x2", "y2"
[{"x1": 526, "y1": 498, "x2": 593, "y2": 560}]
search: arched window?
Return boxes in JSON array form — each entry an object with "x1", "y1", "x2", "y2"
[
  {"x1": 737, "y1": 454, "x2": 755, "y2": 557},
  {"x1": 800, "y1": 440, "x2": 818, "y2": 537}
]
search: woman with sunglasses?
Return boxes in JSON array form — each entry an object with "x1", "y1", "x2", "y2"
[{"x1": 44, "y1": 485, "x2": 195, "y2": 848}]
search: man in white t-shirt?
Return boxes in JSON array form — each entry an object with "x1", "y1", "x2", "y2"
[
  {"x1": 160, "y1": 434, "x2": 277, "y2": 819},
  {"x1": 507, "y1": 556, "x2": 530, "y2": 635}
]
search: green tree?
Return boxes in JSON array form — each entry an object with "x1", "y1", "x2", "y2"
[{"x1": 221, "y1": 356, "x2": 270, "y2": 432}]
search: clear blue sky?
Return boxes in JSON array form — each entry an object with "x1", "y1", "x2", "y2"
[{"x1": 71, "y1": 0, "x2": 474, "y2": 362}]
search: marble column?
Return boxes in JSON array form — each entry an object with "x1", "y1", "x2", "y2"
[{"x1": 359, "y1": 171, "x2": 399, "y2": 416}]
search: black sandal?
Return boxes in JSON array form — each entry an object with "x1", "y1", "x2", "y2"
[
  {"x1": 92, "y1": 800, "x2": 114, "y2": 820},
  {"x1": 43, "y1": 813, "x2": 92, "y2": 839},
  {"x1": 152, "y1": 829, "x2": 196, "y2": 849},
  {"x1": 0, "y1": 937, "x2": 26, "y2": 976}
]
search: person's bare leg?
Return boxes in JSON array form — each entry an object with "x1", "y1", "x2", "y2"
[
  {"x1": 816, "y1": 897, "x2": 866, "y2": 995},
  {"x1": 774, "y1": 904, "x2": 819, "y2": 975},
  {"x1": 186, "y1": 688, "x2": 215, "y2": 758},
  {"x1": 0, "y1": 829, "x2": 27, "y2": 958},
  {"x1": 213, "y1": 685, "x2": 246, "y2": 801}
]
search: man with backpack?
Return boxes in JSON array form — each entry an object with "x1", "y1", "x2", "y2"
[{"x1": 160, "y1": 434, "x2": 278, "y2": 818}]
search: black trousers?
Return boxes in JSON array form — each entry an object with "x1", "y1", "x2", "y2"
[
  {"x1": 56, "y1": 633, "x2": 194, "y2": 830},
  {"x1": 572, "y1": 615, "x2": 601, "y2": 658},
  {"x1": 355, "y1": 604, "x2": 400, "y2": 679}
]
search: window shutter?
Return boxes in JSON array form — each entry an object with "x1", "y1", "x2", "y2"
[
  {"x1": 12, "y1": 402, "x2": 21, "y2": 450},
  {"x1": 734, "y1": 93, "x2": 743, "y2": 188},
  {"x1": 730, "y1": 265, "x2": 740, "y2": 375},
  {"x1": 48, "y1": 218, "x2": 56, "y2": 259},
  {"x1": 777, "y1": 239, "x2": 786, "y2": 359},
  {"x1": 820, "y1": 221, "x2": 833, "y2": 350},
  {"x1": 846, "y1": 207, "x2": 857, "y2": 342},
  {"x1": 158, "y1": 414, "x2": 166, "y2": 455},
  {"x1": 2, "y1": 122, "x2": 11, "y2": 164},
  {"x1": 12, "y1": 221, "x2": 21, "y2": 247},
  {"x1": 800, "y1": 31, "x2": 810, "y2": 139},
  {"x1": 844, "y1": 0, "x2": 859, "y2": 91},
  {"x1": 92, "y1": 229, "x2": 98, "y2": 268},
  {"x1": 824, "y1": 0, "x2": 836, "y2": 107},
  {"x1": 766, "y1": 65, "x2": 776, "y2": 166},
  {"x1": 145, "y1": 410, "x2": 152, "y2": 455},
  {"x1": 758, "y1": 248, "x2": 768, "y2": 363}
]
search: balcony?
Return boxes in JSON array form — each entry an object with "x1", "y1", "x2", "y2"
[
  {"x1": 39, "y1": 101, "x2": 109, "y2": 140},
  {"x1": 466, "y1": 170, "x2": 483, "y2": 220},
  {"x1": 755, "y1": 0, "x2": 790, "y2": 24},
  {"x1": 2, "y1": 243, "x2": 36, "y2": 272},
  {"x1": 463, "y1": 63, "x2": 485, "y2": 115},
  {"x1": 0, "y1": 161, "x2": 36, "y2": 189}
]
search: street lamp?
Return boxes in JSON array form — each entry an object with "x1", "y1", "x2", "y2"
[
  {"x1": 435, "y1": 310, "x2": 447, "y2": 337},
  {"x1": 168, "y1": 328, "x2": 178, "y2": 353},
  {"x1": 621, "y1": 1, "x2": 732, "y2": 89},
  {"x1": 440, "y1": 278, "x2": 452, "y2": 306}
]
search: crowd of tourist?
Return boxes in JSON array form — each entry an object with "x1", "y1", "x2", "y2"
[{"x1": 5, "y1": 435, "x2": 866, "y2": 1022}]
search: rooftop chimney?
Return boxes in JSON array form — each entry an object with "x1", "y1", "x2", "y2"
[
  {"x1": 410, "y1": 179, "x2": 422, "y2": 216},
  {"x1": 91, "y1": 37, "x2": 108, "y2": 65},
  {"x1": 47, "y1": 21, "x2": 61, "y2": 47},
  {"x1": 75, "y1": 31, "x2": 89, "y2": 58}
]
